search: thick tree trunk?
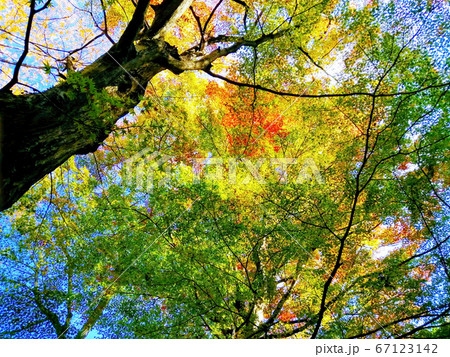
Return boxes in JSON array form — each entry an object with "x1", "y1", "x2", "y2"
[
  {"x1": 0, "y1": 0, "x2": 259, "y2": 211},
  {"x1": 0, "y1": 0, "x2": 197, "y2": 211},
  {"x1": 0, "y1": 46, "x2": 165, "y2": 211}
]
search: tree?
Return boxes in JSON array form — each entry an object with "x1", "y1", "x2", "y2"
[
  {"x1": 0, "y1": 0, "x2": 449, "y2": 339},
  {"x1": 0, "y1": 0, "x2": 336, "y2": 211}
]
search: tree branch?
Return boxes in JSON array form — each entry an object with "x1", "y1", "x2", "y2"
[
  {"x1": 1, "y1": 0, "x2": 51, "y2": 93},
  {"x1": 75, "y1": 294, "x2": 112, "y2": 339},
  {"x1": 204, "y1": 69, "x2": 450, "y2": 99},
  {"x1": 202, "y1": 0, "x2": 224, "y2": 34},
  {"x1": 114, "y1": 0, "x2": 152, "y2": 58},
  {"x1": 147, "y1": 0, "x2": 194, "y2": 39}
]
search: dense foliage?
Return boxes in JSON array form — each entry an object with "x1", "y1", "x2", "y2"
[{"x1": 0, "y1": 0, "x2": 449, "y2": 338}]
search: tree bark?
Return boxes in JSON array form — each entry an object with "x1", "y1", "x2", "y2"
[
  {"x1": 0, "y1": 0, "x2": 292, "y2": 211},
  {"x1": 0, "y1": 47, "x2": 164, "y2": 211},
  {"x1": 0, "y1": 0, "x2": 195, "y2": 211},
  {"x1": 75, "y1": 294, "x2": 112, "y2": 339}
]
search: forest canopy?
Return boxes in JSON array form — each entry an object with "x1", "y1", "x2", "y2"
[{"x1": 0, "y1": 0, "x2": 449, "y2": 338}]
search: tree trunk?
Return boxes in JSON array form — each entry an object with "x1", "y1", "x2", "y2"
[
  {"x1": 0, "y1": 47, "x2": 165, "y2": 211},
  {"x1": 0, "y1": 0, "x2": 273, "y2": 210},
  {"x1": 0, "y1": 0, "x2": 196, "y2": 211}
]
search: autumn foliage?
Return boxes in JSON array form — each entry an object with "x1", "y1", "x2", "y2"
[{"x1": 0, "y1": 0, "x2": 449, "y2": 340}]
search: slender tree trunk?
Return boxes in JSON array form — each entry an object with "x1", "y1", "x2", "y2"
[{"x1": 75, "y1": 295, "x2": 112, "y2": 339}]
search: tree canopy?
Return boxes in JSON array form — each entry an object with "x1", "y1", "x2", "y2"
[{"x1": 0, "y1": 0, "x2": 449, "y2": 339}]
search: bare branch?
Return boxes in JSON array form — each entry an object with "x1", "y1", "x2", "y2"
[
  {"x1": 202, "y1": 0, "x2": 224, "y2": 34},
  {"x1": 1, "y1": 0, "x2": 51, "y2": 93}
]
